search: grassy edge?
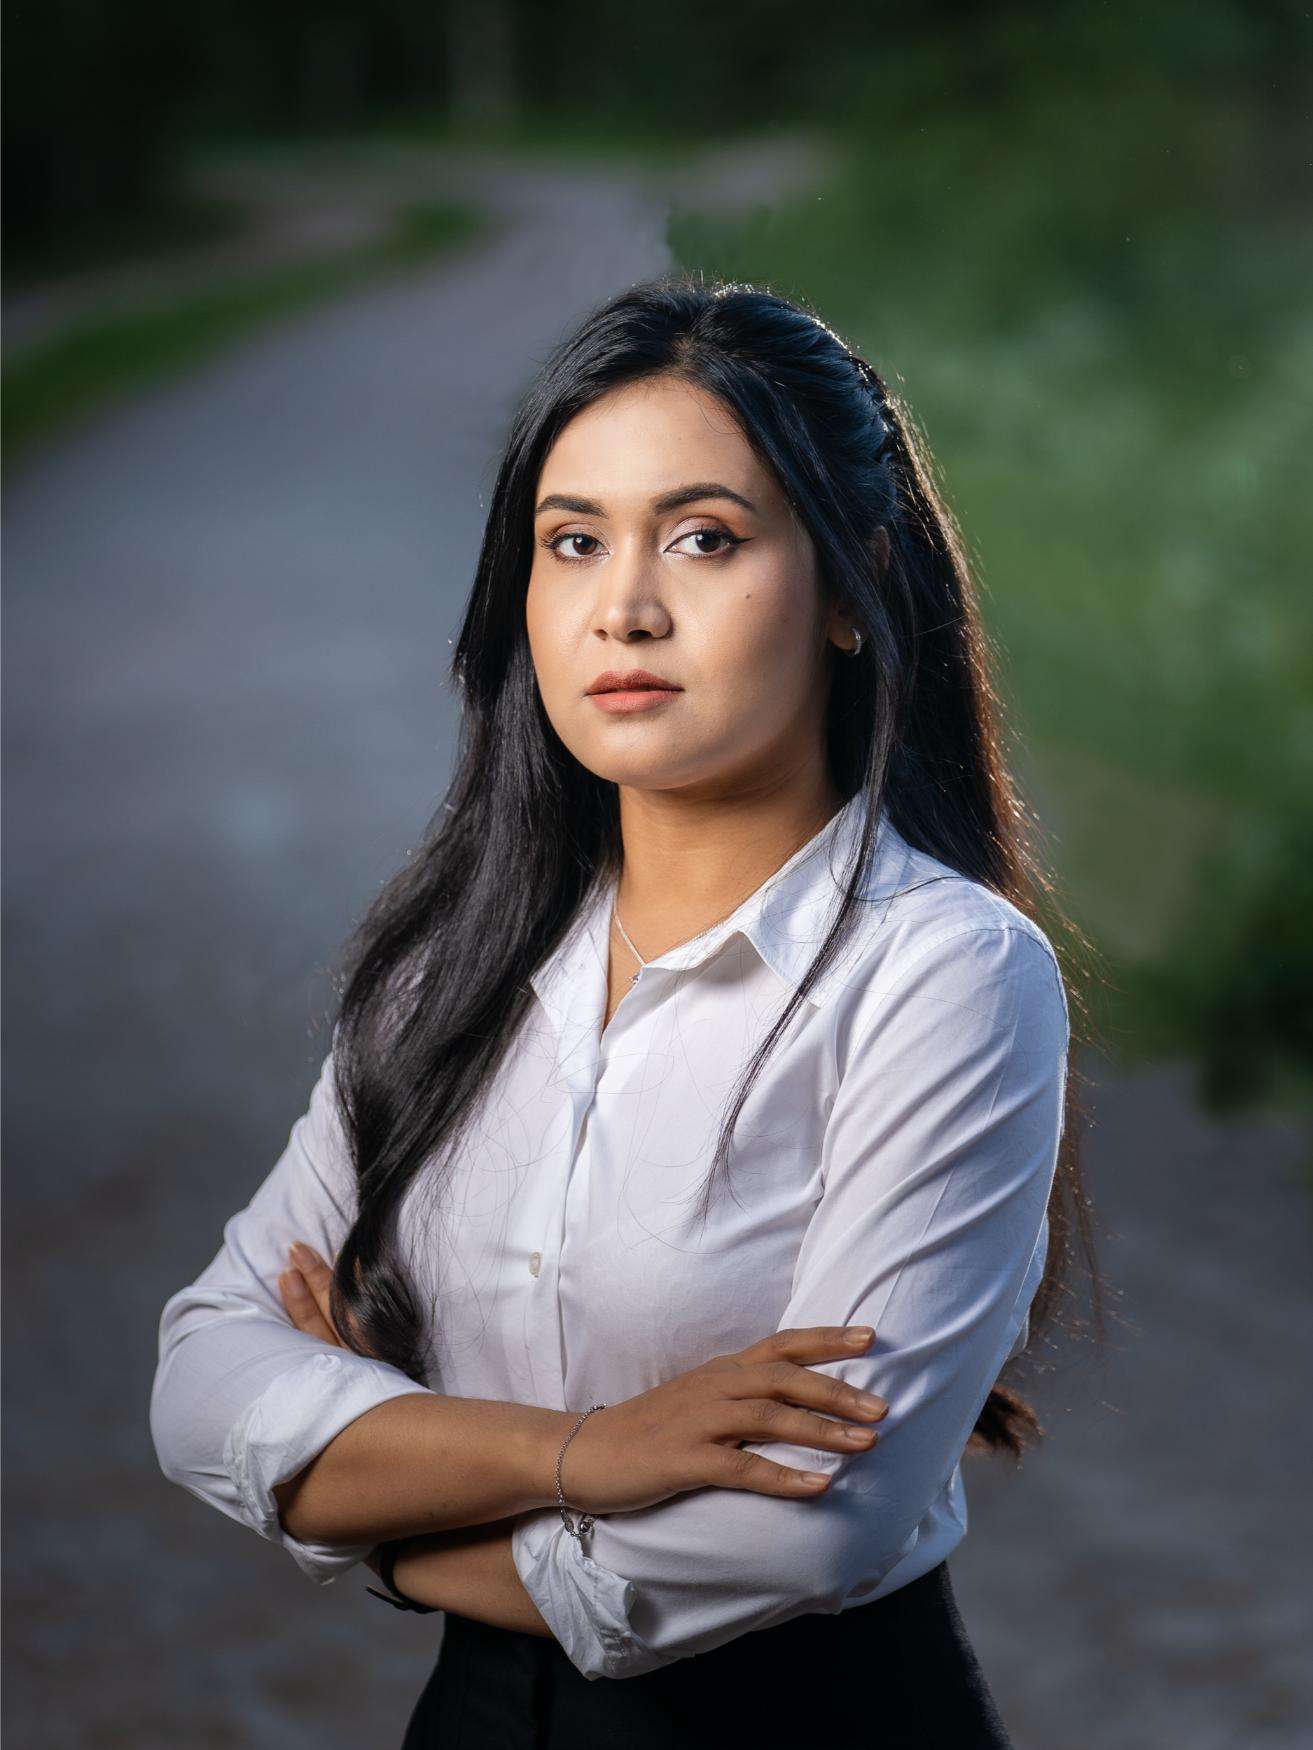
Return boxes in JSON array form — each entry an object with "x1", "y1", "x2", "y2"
[{"x1": 3, "y1": 198, "x2": 491, "y2": 473}]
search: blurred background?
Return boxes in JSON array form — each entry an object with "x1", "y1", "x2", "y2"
[{"x1": 4, "y1": 1, "x2": 1310, "y2": 1744}]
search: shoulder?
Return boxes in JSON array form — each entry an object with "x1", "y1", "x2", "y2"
[{"x1": 827, "y1": 828, "x2": 1069, "y2": 1043}]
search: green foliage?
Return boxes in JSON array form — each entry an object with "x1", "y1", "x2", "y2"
[
  {"x1": 1127, "y1": 812, "x2": 1313, "y2": 1115},
  {"x1": 666, "y1": 0, "x2": 1313, "y2": 1111}
]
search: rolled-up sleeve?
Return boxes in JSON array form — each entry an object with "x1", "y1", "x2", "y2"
[
  {"x1": 148, "y1": 1044, "x2": 438, "y2": 1585},
  {"x1": 512, "y1": 924, "x2": 1070, "y2": 1678}
]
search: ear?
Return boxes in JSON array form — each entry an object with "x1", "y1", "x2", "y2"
[
  {"x1": 825, "y1": 598, "x2": 862, "y2": 655},
  {"x1": 870, "y1": 525, "x2": 891, "y2": 581},
  {"x1": 825, "y1": 526, "x2": 890, "y2": 653}
]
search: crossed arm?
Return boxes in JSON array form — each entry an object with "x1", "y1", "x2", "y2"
[
  {"x1": 153, "y1": 924, "x2": 1069, "y2": 1681},
  {"x1": 273, "y1": 925, "x2": 1069, "y2": 1676},
  {"x1": 275, "y1": 1246, "x2": 553, "y2": 1636},
  {"x1": 365, "y1": 1519, "x2": 550, "y2": 1635}
]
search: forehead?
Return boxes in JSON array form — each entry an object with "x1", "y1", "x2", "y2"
[{"x1": 537, "y1": 377, "x2": 771, "y2": 501}]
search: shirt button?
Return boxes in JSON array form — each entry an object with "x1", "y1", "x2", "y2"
[{"x1": 528, "y1": 1251, "x2": 542, "y2": 1278}]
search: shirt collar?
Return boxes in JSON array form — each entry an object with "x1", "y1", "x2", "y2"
[{"x1": 529, "y1": 791, "x2": 912, "y2": 1017}]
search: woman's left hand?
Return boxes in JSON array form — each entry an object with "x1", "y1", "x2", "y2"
[{"x1": 278, "y1": 1243, "x2": 349, "y2": 1346}]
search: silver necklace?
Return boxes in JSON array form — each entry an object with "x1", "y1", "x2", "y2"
[
  {"x1": 612, "y1": 889, "x2": 766, "y2": 987},
  {"x1": 611, "y1": 907, "x2": 647, "y2": 984},
  {"x1": 609, "y1": 802, "x2": 849, "y2": 987},
  {"x1": 610, "y1": 893, "x2": 751, "y2": 985}
]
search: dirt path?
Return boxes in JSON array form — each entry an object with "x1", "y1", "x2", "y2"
[
  {"x1": 4, "y1": 140, "x2": 1309, "y2": 1748},
  {"x1": 957, "y1": 1054, "x2": 1312, "y2": 1748},
  {"x1": 2, "y1": 134, "x2": 836, "y2": 356}
]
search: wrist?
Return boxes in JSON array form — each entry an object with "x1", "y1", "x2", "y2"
[
  {"x1": 366, "y1": 1538, "x2": 440, "y2": 1614},
  {"x1": 554, "y1": 1404, "x2": 606, "y2": 1542},
  {"x1": 512, "y1": 1407, "x2": 582, "y2": 1512}
]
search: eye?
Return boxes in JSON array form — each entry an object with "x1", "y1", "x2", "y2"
[
  {"x1": 669, "y1": 526, "x2": 746, "y2": 558},
  {"x1": 541, "y1": 532, "x2": 603, "y2": 561},
  {"x1": 538, "y1": 526, "x2": 746, "y2": 564}
]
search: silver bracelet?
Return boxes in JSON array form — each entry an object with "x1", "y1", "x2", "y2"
[{"x1": 556, "y1": 1403, "x2": 606, "y2": 1541}]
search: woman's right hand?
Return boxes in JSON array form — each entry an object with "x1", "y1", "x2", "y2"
[{"x1": 556, "y1": 1326, "x2": 887, "y2": 1515}]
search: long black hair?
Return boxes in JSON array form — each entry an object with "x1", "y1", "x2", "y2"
[{"x1": 325, "y1": 270, "x2": 1105, "y2": 1459}]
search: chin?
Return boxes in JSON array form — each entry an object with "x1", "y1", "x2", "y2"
[{"x1": 579, "y1": 748, "x2": 704, "y2": 791}]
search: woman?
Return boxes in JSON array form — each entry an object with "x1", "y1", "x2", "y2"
[{"x1": 150, "y1": 273, "x2": 1099, "y2": 1747}]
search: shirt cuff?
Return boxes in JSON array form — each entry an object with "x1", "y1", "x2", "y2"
[
  {"x1": 511, "y1": 1508, "x2": 673, "y2": 1681},
  {"x1": 222, "y1": 1349, "x2": 436, "y2": 1585}
]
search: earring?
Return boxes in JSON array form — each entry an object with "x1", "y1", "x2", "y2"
[{"x1": 848, "y1": 627, "x2": 863, "y2": 657}]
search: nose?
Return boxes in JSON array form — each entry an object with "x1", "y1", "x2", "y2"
[{"x1": 591, "y1": 539, "x2": 671, "y2": 643}]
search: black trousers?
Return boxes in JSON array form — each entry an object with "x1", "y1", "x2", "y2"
[{"x1": 400, "y1": 1560, "x2": 1014, "y2": 1748}]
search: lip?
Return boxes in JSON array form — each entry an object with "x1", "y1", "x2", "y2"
[
  {"x1": 588, "y1": 687, "x2": 681, "y2": 715},
  {"x1": 585, "y1": 668, "x2": 682, "y2": 696},
  {"x1": 585, "y1": 668, "x2": 684, "y2": 716}
]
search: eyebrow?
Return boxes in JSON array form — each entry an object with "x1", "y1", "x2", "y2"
[{"x1": 534, "y1": 481, "x2": 759, "y2": 519}]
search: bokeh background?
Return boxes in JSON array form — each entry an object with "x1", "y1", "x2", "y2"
[{"x1": 4, "y1": 3, "x2": 1311, "y2": 1745}]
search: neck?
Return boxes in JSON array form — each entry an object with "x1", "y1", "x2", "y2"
[{"x1": 612, "y1": 772, "x2": 849, "y2": 963}]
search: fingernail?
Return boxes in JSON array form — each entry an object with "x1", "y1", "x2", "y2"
[
  {"x1": 290, "y1": 1242, "x2": 317, "y2": 1269},
  {"x1": 857, "y1": 1392, "x2": 885, "y2": 1414},
  {"x1": 801, "y1": 1472, "x2": 830, "y2": 1487},
  {"x1": 281, "y1": 1268, "x2": 307, "y2": 1296},
  {"x1": 845, "y1": 1327, "x2": 874, "y2": 1346}
]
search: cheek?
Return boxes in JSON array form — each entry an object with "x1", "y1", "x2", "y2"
[
  {"x1": 525, "y1": 575, "x2": 572, "y2": 690},
  {"x1": 525, "y1": 575, "x2": 602, "y2": 761},
  {"x1": 694, "y1": 572, "x2": 822, "y2": 709}
]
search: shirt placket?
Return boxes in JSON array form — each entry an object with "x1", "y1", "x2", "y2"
[
  {"x1": 525, "y1": 902, "x2": 739, "y2": 1410},
  {"x1": 524, "y1": 936, "x2": 609, "y2": 1409},
  {"x1": 535, "y1": 941, "x2": 684, "y2": 1411}
]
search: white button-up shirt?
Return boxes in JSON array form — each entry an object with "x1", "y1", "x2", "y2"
[{"x1": 150, "y1": 791, "x2": 1069, "y2": 1681}]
